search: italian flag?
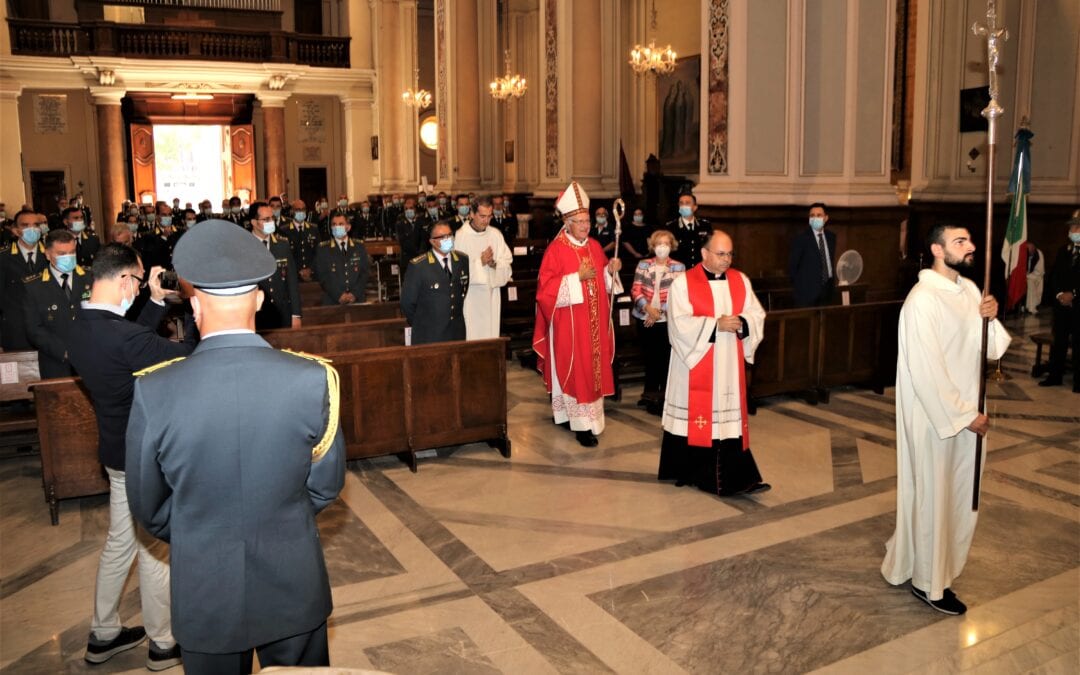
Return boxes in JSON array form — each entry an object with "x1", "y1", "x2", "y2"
[{"x1": 1002, "y1": 128, "x2": 1032, "y2": 311}]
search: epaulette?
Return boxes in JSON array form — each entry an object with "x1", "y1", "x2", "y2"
[
  {"x1": 411, "y1": 253, "x2": 429, "y2": 264},
  {"x1": 134, "y1": 356, "x2": 186, "y2": 377},
  {"x1": 281, "y1": 349, "x2": 339, "y2": 461},
  {"x1": 320, "y1": 240, "x2": 334, "y2": 247}
]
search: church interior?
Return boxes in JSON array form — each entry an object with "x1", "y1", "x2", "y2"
[{"x1": 1, "y1": 0, "x2": 1079, "y2": 672}]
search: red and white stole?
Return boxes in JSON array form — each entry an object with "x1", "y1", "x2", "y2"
[{"x1": 686, "y1": 264, "x2": 750, "y2": 450}]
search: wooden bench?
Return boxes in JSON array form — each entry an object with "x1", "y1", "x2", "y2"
[
  {"x1": 302, "y1": 303, "x2": 403, "y2": 326},
  {"x1": 28, "y1": 377, "x2": 108, "y2": 525},
  {"x1": 1030, "y1": 332, "x2": 1053, "y2": 377},
  {"x1": 501, "y1": 279, "x2": 538, "y2": 360},
  {"x1": 261, "y1": 318, "x2": 407, "y2": 353},
  {"x1": 1, "y1": 351, "x2": 41, "y2": 440}
]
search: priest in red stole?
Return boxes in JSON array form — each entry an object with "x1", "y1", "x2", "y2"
[
  {"x1": 533, "y1": 181, "x2": 623, "y2": 447},
  {"x1": 658, "y1": 229, "x2": 770, "y2": 495}
]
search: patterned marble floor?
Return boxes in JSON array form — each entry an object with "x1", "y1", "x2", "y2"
[{"x1": 1, "y1": 313, "x2": 1077, "y2": 674}]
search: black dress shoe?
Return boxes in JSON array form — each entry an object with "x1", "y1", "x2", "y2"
[
  {"x1": 742, "y1": 482, "x2": 772, "y2": 495},
  {"x1": 911, "y1": 586, "x2": 967, "y2": 615},
  {"x1": 575, "y1": 431, "x2": 599, "y2": 447},
  {"x1": 1039, "y1": 376, "x2": 1063, "y2": 387}
]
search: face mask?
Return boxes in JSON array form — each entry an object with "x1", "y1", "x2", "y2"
[
  {"x1": 338, "y1": 199, "x2": 348, "y2": 208},
  {"x1": 185, "y1": 219, "x2": 196, "y2": 228},
  {"x1": 361, "y1": 207, "x2": 370, "y2": 216},
  {"x1": 146, "y1": 213, "x2": 157, "y2": 223},
  {"x1": 119, "y1": 279, "x2": 135, "y2": 314},
  {"x1": 405, "y1": 208, "x2": 416, "y2": 220},
  {"x1": 272, "y1": 208, "x2": 281, "y2": 218},
  {"x1": 21, "y1": 227, "x2": 41, "y2": 245},
  {"x1": 457, "y1": 205, "x2": 470, "y2": 217},
  {"x1": 0, "y1": 211, "x2": 6, "y2": 220},
  {"x1": 1070, "y1": 232, "x2": 1080, "y2": 244},
  {"x1": 38, "y1": 223, "x2": 50, "y2": 235},
  {"x1": 494, "y1": 210, "x2": 503, "y2": 218},
  {"x1": 54, "y1": 253, "x2": 77, "y2": 274},
  {"x1": 294, "y1": 211, "x2": 307, "y2": 222},
  {"x1": 331, "y1": 225, "x2": 348, "y2": 240},
  {"x1": 438, "y1": 237, "x2": 454, "y2": 254},
  {"x1": 260, "y1": 221, "x2": 276, "y2": 235},
  {"x1": 428, "y1": 207, "x2": 440, "y2": 218},
  {"x1": 654, "y1": 244, "x2": 671, "y2": 259},
  {"x1": 809, "y1": 216, "x2": 825, "y2": 231},
  {"x1": 394, "y1": 199, "x2": 403, "y2": 207},
  {"x1": 202, "y1": 208, "x2": 213, "y2": 216},
  {"x1": 633, "y1": 214, "x2": 644, "y2": 224},
  {"x1": 127, "y1": 222, "x2": 139, "y2": 232},
  {"x1": 172, "y1": 201, "x2": 180, "y2": 208},
  {"x1": 231, "y1": 206, "x2": 243, "y2": 214},
  {"x1": 596, "y1": 216, "x2": 607, "y2": 226},
  {"x1": 70, "y1": 220, "x2": 86, "y2": 233},
  {"x1": 438, "y1": 198, "x2": 447, "y2": 206},
  {"x1": 159, "y1": 216, "x2": 173, "y2": 227},
  {"x1": 128, "y1": 208, "x2": 139, "y2": 216},
  {"x1": 678, "y1": 205, "x2": 693, "y2": 219},
  {"x1": 318, "y1": 201, "x2": 328, "y2": 210}
]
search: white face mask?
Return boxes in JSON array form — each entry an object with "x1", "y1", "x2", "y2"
[{"x1": 654, "y1": 244, "x2": 671, "y2": 259}]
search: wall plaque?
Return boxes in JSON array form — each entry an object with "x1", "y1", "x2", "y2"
[{"x1": 34, "y1": 94, "x2": 68, "y2": 135}]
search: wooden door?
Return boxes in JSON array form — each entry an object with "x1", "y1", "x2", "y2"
[
  {"x1": 129, "y1": 123, "x2": 156, "y2": 204},
  {"x1": 298, "y1": 166, "x2": 327, "y2": 212},
  {"x1": 29, "y1": 170, "x2": 66, "y2": 215},
  {"x1": 230, "y1": 124, "x2": 255, "y2": 203}
]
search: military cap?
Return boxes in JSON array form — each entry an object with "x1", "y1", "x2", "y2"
[{"x1": 172, "y1": 219, "x2": 276, "y2": 295}]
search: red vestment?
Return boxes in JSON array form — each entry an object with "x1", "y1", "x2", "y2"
[{"x1": 532, "y1": 230, "x2": 615, "y2": 404}]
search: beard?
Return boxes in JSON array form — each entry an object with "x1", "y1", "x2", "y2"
[{"x1": 943, "y1": 252, "x2": 974, "y2": 272}]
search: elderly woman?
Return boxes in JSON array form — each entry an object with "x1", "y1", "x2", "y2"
[{"x1": 630, "y1": 229, "x2": 686, "y2": 415}]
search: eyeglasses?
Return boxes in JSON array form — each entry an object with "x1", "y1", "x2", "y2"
[
  {"x1": 705, "y1": 250, "x2": 734, "y2": 259},
  {"x1": 123, "y1": 273, "x2": 145, "y2": 288},
  {"x1": 431, "y1": 233, "x2": 453, "y2": 241}
]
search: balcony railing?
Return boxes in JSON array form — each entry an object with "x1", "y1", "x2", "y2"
[{"x1": 7, "y1": 19, "x2": 350, "y2": 68}]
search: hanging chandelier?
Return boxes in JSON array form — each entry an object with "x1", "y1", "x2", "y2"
[
  {"x1": 402, "y1": 67, "x2": 432, "y2": 109},
  {"x1": 489, "y1": 50, "x2": 527, "y2": 100},
  {"x1": 629, "y1": 41, "x2": 677, "y2": 75}
]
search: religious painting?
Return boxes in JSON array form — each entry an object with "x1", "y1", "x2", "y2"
[
  {"x1": 657, "y1": 55, "x2": 700, "y2": 175},
  {"x1": 959, "y1": 87, "x2": 990, "y2": 133},
  {"x1": 504, "y1": 140, "x2": 515, "y2": 164}
]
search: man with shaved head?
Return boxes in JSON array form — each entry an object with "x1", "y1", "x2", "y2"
[{"x1": 658, "y1": 229, "x2": 770, "y2": 496}]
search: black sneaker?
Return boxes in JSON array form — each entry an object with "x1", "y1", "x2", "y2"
[
  {"x1": 911, "y1": 586, "x2": 967, "y2": 615},
  {"x1": 147, "y1": 642, "x2": 182, "y2": 672},
  {"x1": 84, "y1": 626, "x2": 147, "y2": 664}
]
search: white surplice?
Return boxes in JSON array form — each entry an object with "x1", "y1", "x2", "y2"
[
  {"x1": 881, "y1": 269, "x2": 1011, "y2": 601},
  {"x1": 1025, "y1": 246, "x2": 1045, "y2": 314},
  {"x1": 454, "y1": 224, "x2": 514, "y2": 340},
  {"x1": 661, "y1": 271, "x2": 766, "y2": 439}
]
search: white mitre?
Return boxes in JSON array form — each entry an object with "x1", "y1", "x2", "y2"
[{"x1": 555, "y1": 181, "x2": 589, "y2": 218}]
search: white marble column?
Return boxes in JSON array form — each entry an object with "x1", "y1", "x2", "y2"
[
  {"x1": 341, "y1": 94, "x2": 377, "y2": 199},
  {"x1": 373, "y1": 0, "x2": 420, "y2": 192},
  {"x1": 0, "y1": 79, "x2": 26, "y2": 207}
]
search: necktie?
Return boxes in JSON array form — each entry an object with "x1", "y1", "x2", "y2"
[
  {"x1": 60, "y1": 273, "x2": 71, "y2": 300},
  {"x1": 26, "y1": 251, "x2": 35, "y2": 270},
  {"x1": 340, "y1": 243, "x2": 347, "y2": 255},
  {"x1": 443, "y1": 256, "x2": 451, "y2": 279},
  {"x1": 817, "y1": 234, "x2": 830, "y2": 282}
]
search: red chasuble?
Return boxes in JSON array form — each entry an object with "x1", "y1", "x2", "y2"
[
  {"x1": 686, "y1": 264, "x2": 750, "y2": 449},
  {"x1": 532, "y1": 230, "x2": 616, "y2": 404}
]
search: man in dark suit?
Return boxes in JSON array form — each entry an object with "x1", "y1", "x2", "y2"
[
  {"x1": 283, "y1": 200, "x2": 321, "y2": 282},
  {"x1": 1039, "y1": 209, "x2": 1080, "y2": 392},
  {"x1": 23, "y1": 229, "x2": 91, "y2": 378},
  {"x1": 61, "y1": 206, "x2": 101, "y2": 269},
  {"x1": 401, "y1": 221, "x2": 470, "y2": 344},
  {"x1": 66, "y1": 242, "x2": 195, "y2": 671},
  {"x1": 789, "y1": 202, "x2": 838, "y2": 307},
  {"x1": 249, "y1": 202, "x2": 303, "y2": 330},
  {"x1": 491, "y1": 194, "x2": 514, "y2": 240},
  {"x1": 664, "y1": 193, "x2": 712, "y2": 268},
  {"x1": 315, "y1": 213, "x2": 370, "y2": 305},
  {"x1": 396, "y1": 197, "x2": 426, "y2": 267},
  {"x1": 126, "y1": 220, "x2": 345, "y2": 674},
  {"x1": 1, "y1": 209, "x2": 49, "y2": 350}
]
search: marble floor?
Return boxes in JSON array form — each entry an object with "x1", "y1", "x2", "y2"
[{"x1": 1, "y1": 313, "x2": 1077, "y2": 674}]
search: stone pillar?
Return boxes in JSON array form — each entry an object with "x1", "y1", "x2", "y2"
[
  {"x1": 340, "y1": 95, "x2": 376, "y2": 200},
  {"x1": 0, "y1": 79, "x2": 26, "y2": 208},
  {"x1": 257, "y1": 91, "x2": 289, "y2": 199},
  {"x1": 374, "y1": 0, "x2": 419, "y2": 192},
  {"x1": 91, "y1": 88, "x2": 127, "y2": 241},
  {"x1": 439, "y1": 0, "x2": 481, "y2": 191}
]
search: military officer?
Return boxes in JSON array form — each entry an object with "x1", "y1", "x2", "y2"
[
  {"x1": 400, "y1": 221, "x2": 469, "y2": 345},
  {"x1": 451, "y1": 194, "x2": 472, "y2": 231},
  {"x1": 135, "y1": 209, "x2": 181, "y2": 271},
  {"x1": 60, "y1": 206, "x2": 101, "y2": 269},
  {"x1": 284, "y1": 200, "x2": 320, "y2": 282},
  {"x1": 249, "y1": 202, "x2": 303, "y2": 329},
  {"x1": 23, "y1": 229, "x2": 90, "y2": 378},
  {"x1": 314, "y1": 214, "x2": 370, "y2": 305},
  {"x1": 395, "y1": 197, "x2": 426, "y2": 265},
  {"x1": 126, "y1": 219, "x2": 345, "y2": 674},
  {"x1": 1, "y1": 210, "x2": 49, "y2": 350},
  {"x1": 491, "y1": 195, "x2": 513, "y2": 240}
]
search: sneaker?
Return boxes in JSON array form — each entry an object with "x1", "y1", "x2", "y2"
[
  {"x1": 147, "y1": 642, "x2": 182, "y2": 672},
  {"x1": 84, "y1": 626, "x2": 147, "y2": 664},
  {"x1": 911, "y1": 586, "x2": 967, "y2": 615}
]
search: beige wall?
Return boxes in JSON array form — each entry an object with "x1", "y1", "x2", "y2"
[
  {"x1": 281, "y1": 94, "x2": 347, "y2": 202},
  {"x1": 17, "y1": 89, "x2": 100, "y2": 217},
  {"x1": 655, "y1": 0, "x2": 701, "y2": 58}
]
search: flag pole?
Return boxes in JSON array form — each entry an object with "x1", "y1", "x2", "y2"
[{"x1": 971, "y1": 1, "x2": 1008, "y2": 511}]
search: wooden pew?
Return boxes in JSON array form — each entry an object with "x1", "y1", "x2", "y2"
[
  {"x1": 326, "y1": 338, "x2": 510, "y2": 469},
  {"x1": 500, "y1": 279, "x2": 538, "y2": 359},
  {"x1": 28, "y1": 378, "x2": 108, "y2": 525},
  {"x1": 1, "y1": 351, "x2": 41, "y2": 438},
  {"x1": 302, "y1": 303, "x2": 403, "y2": 326},
  {"x1": 261, "y1": 318, "x2": 407, "y2": 353}
]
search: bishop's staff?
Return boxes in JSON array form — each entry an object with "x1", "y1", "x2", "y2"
[
  {"x1": 970, "y1": 0, "x2": 1008, "y2": 512},
  {"x1": 610, "y1": 198, "x2": 626, "y2": 311}
]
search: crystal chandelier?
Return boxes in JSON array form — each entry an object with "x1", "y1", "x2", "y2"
[
  {"x1": 489, "y1": 50, "x2": 527, "y2": 100},
  {"x1": 629, "y1": 41, "x2": 677, "y2": 75},
  {"x1": 402, "y1": 67, "x2": 432, "y2": 109}
]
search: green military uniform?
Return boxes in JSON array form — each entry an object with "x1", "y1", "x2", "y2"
[{"x1": 314, "y1": 238, "x2": 370, "y2": 305}]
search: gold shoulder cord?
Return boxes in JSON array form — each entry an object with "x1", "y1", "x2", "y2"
[
  {"x1": 133, "y1": 356, "x2": 186, "y2": 377},
  {"x1": 281, "y1": 349, "x2": 339, "y2": 461}
]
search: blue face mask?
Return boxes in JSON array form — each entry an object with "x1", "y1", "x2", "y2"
[
  {"x1": 185, "y1": 220, "x2": 196, "y2": 228},
  {"x1": 633, "y1": 215, "x2": 644, "y2": 224},
  {"x1": 292, "y1": 211, "x2": 306, "y2": 222},
  {"x1": 428, "y1": 207, "x2": 440, "y2": 218},
  {"x1": 70, "y1": 220, "x2": 86, "y2": 233},
  {"x1": 261, "y1": 221, "x2": 276, "y2": 235},
  {"x1": 438, "y1": 198, "x2": 447, "y2": 206},
  {"x1": 1070, "y1": 232, "x2": 1080, "y2": 244},
  {"x1": 494, "y1": 210, "x2": 503, "y2": 218},
  {"x1": 438, "y1": 237, "x2": 454, "y2": 254},
  {"x1": 678, "y1": 205, "x2": 693, "y2": 219},
  {"x1": 458, "y1": 205, "x2": 471, "y2": 217},
  {"x1": 119, "y1": 279, "x2": 136, "y2": 314},
  {"x1": 146, "y1": 213, "x2": 157, "y2": 223},
  {"x1": 405, "y1": 208, "x2": 416, "y2": 220},
  {"x1": 21, "y1": 227, "x2": 41, "y2": 245},
  {"x1": 596, "y1": 216, "x2": 607, "y2": 226},
  {"x1": 331, "y1": 225, "x2": 348, "y2": 240},
  {"x1": 272, "y1": 208, "x2": 282, "y2": 218},
  {"x1": 54, "y1": 253, "x2": 76, "y2": 274},
  {"x1": 126, "y1": 221, "x2": 139, "y2": 232},
  {"x1": 809, "y1": 216, "x2": 826, "y2": 231},
  {"x1": 159, "y1": 216, "x2": 173, "y2": 227}
]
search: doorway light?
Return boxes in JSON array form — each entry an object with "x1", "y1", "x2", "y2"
[{"x1": 171, "y1": 93, "x2": 214, "y2": 101}]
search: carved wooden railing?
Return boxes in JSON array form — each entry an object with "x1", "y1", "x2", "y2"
[{"x1": 7, "y1": 19, "x2": 350, "y2": 68}]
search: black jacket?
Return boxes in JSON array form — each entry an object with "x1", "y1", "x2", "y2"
[
  {"x1": 789, "y1": 227, "x2": 838, "y2": 307},
  {"x1": 66, "y1": 301, "x2": 196, "y2": 470},
  {"x1": 400, "y1": 250, "x2": 470, "y2": 345},
  {"x1": 254, "y1": 233, "x2": 303, "y2": 330},
  {"x1": 1047, "y1": 242, "x2": 1080, "y2": 301},
  {"x1": 664, "y1": 217, "x2": 713, "y2": 269},
  {"x1": 314, "y1": 238, "x2": 370, "y2": 305},
  {"x1": 23, "y1": 265, "x2": 92, "y2": 378},
  {"x1": 0, "y1": 240, "x2": 48, "y2": 350}
]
